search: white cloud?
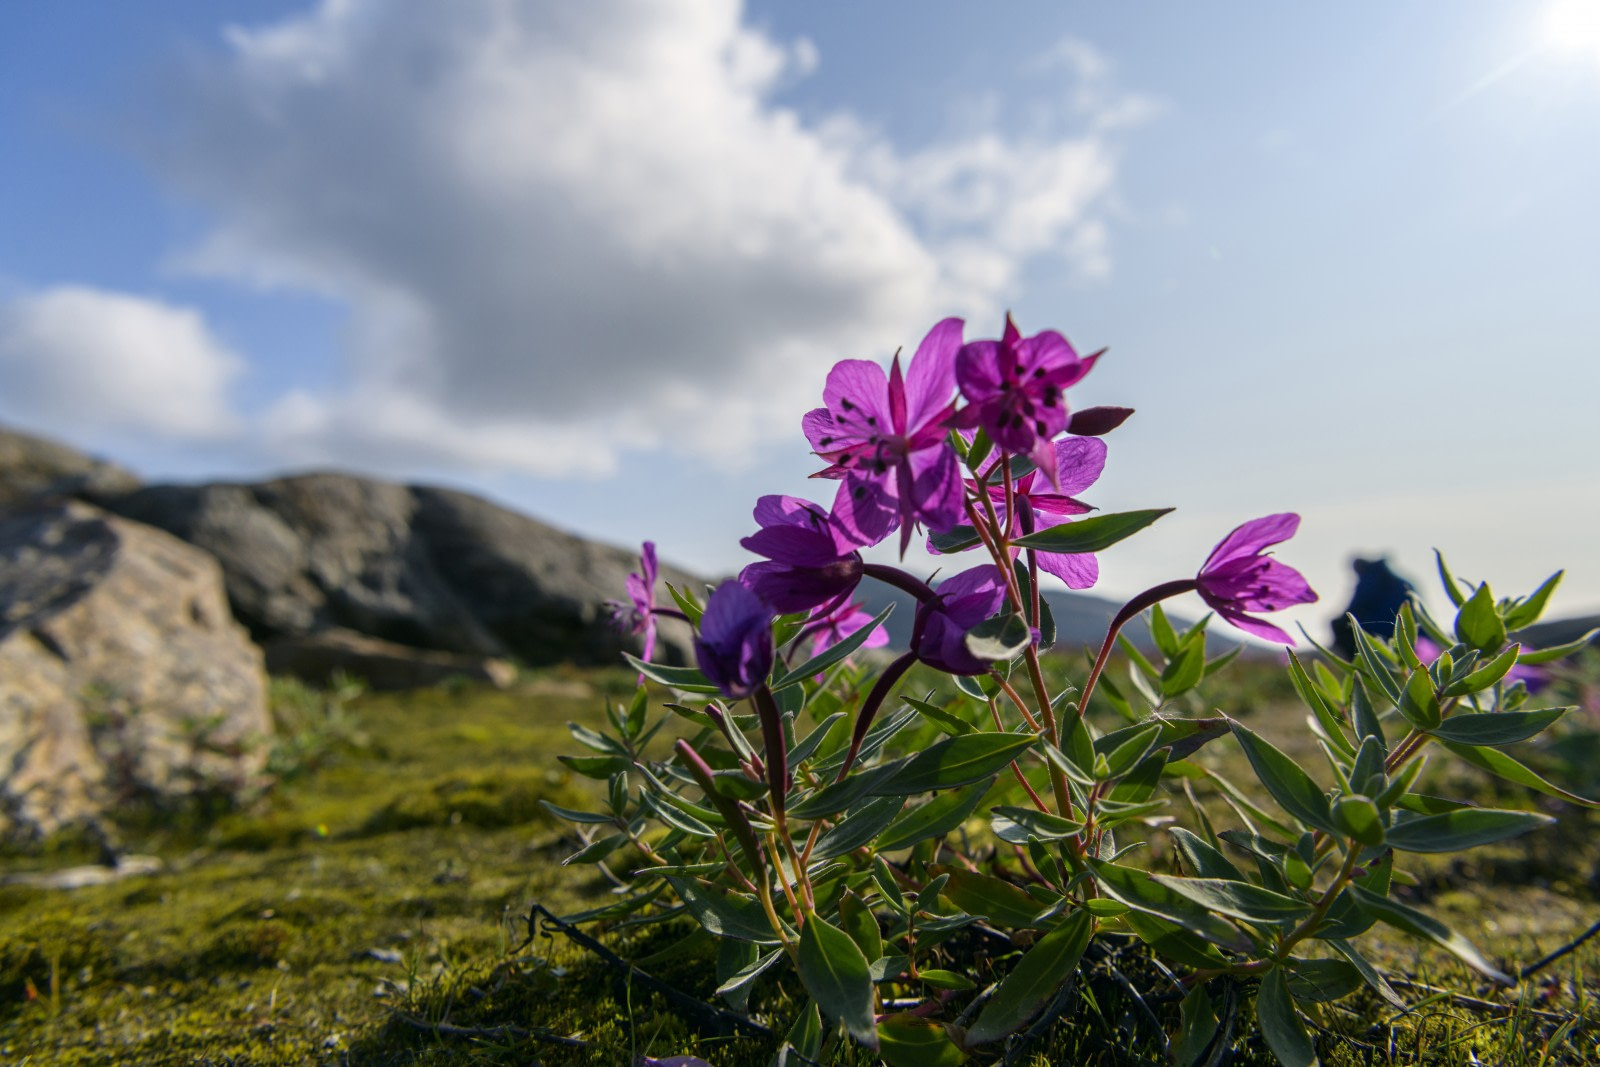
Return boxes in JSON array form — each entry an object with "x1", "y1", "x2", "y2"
[
  {"x1": 148, "y1": 0, "x2": 1148, "y2": 476},
  {"x1": 0, "y1": 286, "x2": 241, "y2": 439}
]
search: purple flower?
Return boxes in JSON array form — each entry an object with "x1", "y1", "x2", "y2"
[
  {"x1": 738, "y1": 496, "x2": 863, "y2": 614},
  {"x1": 952, "y1": 314, "x2": 1101, "y2": 489},
  {"x1": 914, "y1": 565, "x2": 1011, "y2": 675},
  {"x1": 803, "y1": 318, "x2": 966, "y2": 555},
  {"x1": 608, "y1": 542, "x2": 660, "y2": 663},
  {"x1": 694, "y1": 580, "x2": 775, "y2": 701},
  {"x1": 803, "y1": 599, "x2": 890, "y2": 660},
  {"x1": 1195, "y1": 514, "x2": 1318, "y2": 644}
]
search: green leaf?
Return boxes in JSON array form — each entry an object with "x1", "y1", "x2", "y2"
[
  {"x1": 1504, "y1": 570, "x2": 1563, "y2": 631},
  {"x1": 1256, "y1": 968, "x2": 1319, "y2": 1067},
  {"x1": 877, "y1": 779, "x2": 992, "y2": 852},
  {"x1": 837, "y1": 889, "x2": 883, "y2": 962},
  {"x1": 1088, "y1": 861, "x2": 1253, "y2": 952},
  {"x1": 1329, "y1": 938, "x2": 1407, "y2": 1010},
  {"x1": 1012, "y1": 507, "x2": 1174, "y2": 553},
  {"x1": 871, "y1": 733, "x2": 1038, "y2": 795},
  {"x1": 789, "y1": 759, "x2": 907, "y2": 820},
  {"x1": 1442, "y1": 643, "x2": 1521, "y2": 697},
  {"x1": 963, "y1": 612, "x2": 1033, "y2": 662},
  {"x1": 1454, "y1": 583, "x2": 1507, "y2": 653},
  {"x1": 991, "y1": 805, "x2": 1085, "y2": 844},
  {"x1": 1151, "y1": 876, "x2": 1314, "y2": 924},
  {"x1": 1346, "y1": 884, "x2": 1511, "y2": 983},
  {"x1": 966, "y1": 909, "x2": 1093, "y2": 1045},
  {"x1": 1349, "y1": 620, "x2": 1403, "y2": 706},
  {"x1": 638, "y1": 794, "x2": 715, "y2": 837},
  {"x1": 779, "y1": 999, "x2": 823, "y2": 1065},
  {"x1": 789, "y1": 711, "x2": 849, "y2": 766},
  {"x1": 773, "y1": 604, "x2": 894, "y2": 689},
  {"x1": 1150, "y1": 601, "x2": 1180, "y2": 658},
  {"x1": 1169, "y1": 827, "x2": 1246, "y2": 881},
  {"x1": 667, "y1": 878, "x2": 783, "y2": 944},
  {"x1": 540, "y1": 800, "x2": 616, "y2": 825},
  {"x1": 877, "y1": 1014, "x2": 966, "y2": 1067},
  {"x1": 1441, "y1": 741, "x2": 1600, "y2": 808},
  {"x1": 1397, "y1": 668, "x2": 1442, "y2": 730},
  {"x1": 903, "y1": 696, "x2": 976, "y2": 736},
  {"x1": 1122, "y1": 912, "x2": 1231, "y2": 969},
  {"x1": 811, "y1": 795, "x2": 905, "y2": 861},
  {"x1": 1100, "y1": 724, "x2": 1161, "y2": 778},
  {"x1": 918, "y1": 969, "x2": 976, "y2": 991},
  {"x1": 1287, "y1": 652, "x2": 1355, "y2": 758},
  {"x1": 1285, "y1": 958, "x2": 1364, "y2": 1003},
  {"x1": 1518, "y1": 630, "x2": 1598, "y2": 665},
  {"x1": 623, "y1": 654, "x2": 722, "y2": 694},
  {"x1": 562, "y1": 830, "x2": 629, "y2": 865},
  {"x1": 1434, "y1": 550, "x2": 1467, "y2": 608},
  {"x1": 1330, "y1": 795, "x2": 1386, "y2": 848},
  {"x1": 1228, "y1": 721, "x2": 1338, "y2": 835},
  {"x1": 1160, "y1": 635, "x2": 1208, "y2": 699},
  {"x1": 1175, "y1": 985, "x2": 1219, "y2": 1067},
  {"x1": 797, "y1": 913, "x2": 878, "y2": 1049},
  {"x1": 624, "y1": 686, "x2": 649, "y2": 739},
  {"x1": 1350, "y1": 677, "x2": 1385, "y2": 751},
  {"x1": 929, "y1": 525, "x2": 984, "y2": 554},
  {"x1": 940, "y1": 869, "x2": 1051, "y2": 928},
  {"x1": 715, "y1": 946, "x2": 786, "y2": 1004},
  {"x1": 558, "y1": 753, "x2": 631, "y2": 778},
  {"x1": 1384, "y1": 808, "x2": 1555, "y2": 852},
  {"x1": 1426, "y1": 707, "x2": 1567, "y2": 746}
]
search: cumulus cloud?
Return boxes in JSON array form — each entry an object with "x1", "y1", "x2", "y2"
[
  {"x1": 147, "y1": 0, "x2": 1148, "y2": 476},
  {"x1": 0, "y1": 286, "x2": 242, "y2": 439}
]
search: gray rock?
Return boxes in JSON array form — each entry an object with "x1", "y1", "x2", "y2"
[
  {"x1": 0, "y1": 428, "x2": 141, "y2": 511},
  {"x1": 0, "y1": 502, "x2": 271, "y2": 841},
  {"x1": 101, "y1": 473, "x2": 698, "y2": 667},
  {"x1": 263, "y1": 627, "x2": 517, "y2": 691}
]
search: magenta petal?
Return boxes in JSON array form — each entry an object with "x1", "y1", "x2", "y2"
[
  {"x1": 641, "y1": 541, "x2": 658, "y2": 589},
  {"x1": 821, "y1": 360, "x2": 891, "y2": 426},
  {"x1": 1214, "y1": 607, "x2": 1297, "y2": 645},
  {"x1": 831, "y1": 475, "x2": 898, "y2": 548},
  {"x1": 1039, "y1": 549, "x2": 1099, "y2": 589},
  {"x1": 903, "y1": 317, "x2": 963, "y2": 431},
  {"x1": 1204, "y1": 513, "x2": 1302, "y2": 571},
  {"x1": 908, "y1": 443, "x2": 965, "y2": 532},
  {"x1": 1052, "y1": 437, "x2": 1107, "y2": 495}
]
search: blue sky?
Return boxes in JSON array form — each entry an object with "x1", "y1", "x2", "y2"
[{"x1": 2, "y1": 1, "x2": 1597, "y2": 640}]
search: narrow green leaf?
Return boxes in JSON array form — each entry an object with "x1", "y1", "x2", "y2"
[
  {"x1": 1329, "y1": 939, "x2": 1407, "y2": 1010},
  {"x1": 1122, "y1": 912, "x2": 1231, "y2": 969},
  {"x1": 929, "y1": 525, "x2": 984, "y2": 554},
  {"x1": 1175, "y1": 985, "x2": 1219, "y2": 1067},
  {"x1": 991, "y1": 805, "x2": 1085, "y2": 843},
  {"x1": 1150, "y1": 601, "x2": 1180, "y2": 657},
  {"x1": 1442, "y1": 643, "x2": 1521, "y2": 697},
  {"x1": 811, "y1": 795, "x2": 905, "y2": 861},
  {"x1": 940, "y1": 869, "x2": 1052, "y2": 928},
  {"x1": 624, "y1": 686, "x2": 649, "y2": 738},
  {"x1": 837, "y1": 889, "x2": 883, "y2": 962},
  {"x1": 1397, "y1": 668, "x2": 1442, "y2": 730},
  {"x1": 562, "y1": 830, "x2": 629, "y2": 865},
  {"x1": 779, "y1": 999, "x2": 823, "y2": 1064},
  {"x1": 1434, "y1": 550, "x2": 1466, "y2": 608},
  {"x1": 797, "y1": 913, "x2": 878, "y2": 1049},
  {"x1": 788, "y1": 711, "x2": 849, "y2": 767},
  {"x1": 667, "y1": 878, "x2": 782, "y2": 944},
  {"x1": 1350, "y1": 620, "x2": 1403, "y2": 705},
  {"x1": 773, "y1": 605, "x2": 894, "y2": 689},
  {"x1": 1169, "y1": 826, "x2": 1246, "y2": 881},
  {"x1": 877, "y1": 779, "x2": 992, "y2": 852},
  {"x1": 1346, "y1": 885, "x2": 1511, "y2": 983},
  {"x1": 1385, "y1": 808, "x2": 1555, "y2": 853},
  {"x1": 1427, "y1": 706, "x2": 1567, "y2": 746},
  {"x1": 714, "y1": 946, "x2": 786, "y2": 1002},
  {"x1": 1285, "y1": 958, "x2": 1364, "y2": 1003},
  {"x1": 1454, "y1": 583, "x2": 1507, "y2": 653},
  {"x1": 1256, "y1": 968, "x2": 1319, "y2": 1067},
  {"x1": 1441, "y1": 741, "x2": 1600, "y2": 808},
  {"x1": 903, "y1": 696, "x2": 976, "y2": 736},
  {"x1": 558, "y1": 753, "x2": 631, "y2": 778},
  {"x1": 870, "y1": 733, "x2": 1038, "y2": 795},
  {"x1": 967, "y1": 909, "x2": 1093, "y2": 1045},
  {"x1": 1288, "y1": 651, "x2": 1355, "y2": 757},
  {"x1": 1012, "y1": 507, "x2": 1175, "y2": 552},
  {"x1": 1504, "y1": 570, "x2": 1563, "y2": 631},
  {"x1": 918, "y1": 969, "x2": 976, "y2": 991},
  {"x1": 540, "y1": 800, "x2": 616, "y2": 825},
  {"x1": 638, "y1": 794, "x2": 715, "y2": 837},
  {"x1": 1228, "y1": 720, "x2": 1338, "y2": 835},
  {"x1": 1518, "y1": 630, "x2": 1598, "y2": 665},
  {"x1": 1088, "y1": 861, "x2": 1253, "y2": 952},
  {"x1": 877, "y1": 1014, "x2": 966, "y2": 1067},
  {"x1": 623, "y1": 654, "x2": 721, "y2": 694},
  {"x1": 1350, "y1": 677, "x2": 1385, "y2": 751},
  {"x1": 1152, "y1": 876, "x2": 1314, "y2": 924}
]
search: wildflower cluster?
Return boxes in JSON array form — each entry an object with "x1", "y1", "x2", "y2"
[{"x1": 554, "y1": 314, "x2": 1593, "y2": 1065}]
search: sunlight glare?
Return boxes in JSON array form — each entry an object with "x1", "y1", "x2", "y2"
[{"x1": 1541, "y1": 0, "x2": 1600, "y2": 66}]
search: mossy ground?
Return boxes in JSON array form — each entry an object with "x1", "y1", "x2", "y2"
[{"x1": 2, "y1": 657, "x2": 1597, "y2": 1065}]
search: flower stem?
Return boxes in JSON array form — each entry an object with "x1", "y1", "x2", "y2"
[{"x1": 861, "y1": 563, "x2": 937, "y2": 603}]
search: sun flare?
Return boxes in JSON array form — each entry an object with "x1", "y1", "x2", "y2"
[{"x1": 1541, "y1": 0, "x2": 1600, "y2": 66}]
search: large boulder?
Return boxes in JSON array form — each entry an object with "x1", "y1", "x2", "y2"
[
  {"x1": 0, "y1": 502, "x2": 271, "y2": 840},
  {"x1": 102, "y1": 473, "x2": 698, "y2": 667},
  {"x1": 0, "y1": 428, "x2": 141, "y2": 511}
]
